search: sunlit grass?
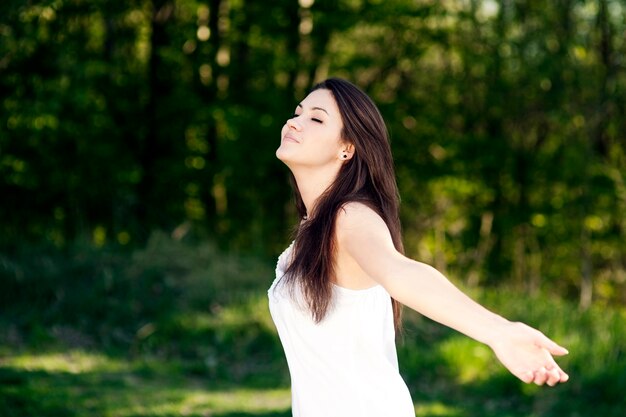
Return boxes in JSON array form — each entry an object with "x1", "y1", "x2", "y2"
[
  {"x1": 3, "y1": 289, "x2": 626, "y2": 417},
  {"x1": 1, "y1": 236, "x2": 624, "y2": 417},
  {"x1": 1, "y1": 350, "x2": 126, "y2": 374},
  {"x1": 199, "y1": 388, "x2": 290, "y2": 412},
  {"x1": 0, "y1": 349, "x2": 291, "y2": 417},
  {"x1": 415, "y1": 401, "x2": 465, "y2": 417},
  {"x1": 101, "y1": 387, "x2": 291, "y2": 416}
]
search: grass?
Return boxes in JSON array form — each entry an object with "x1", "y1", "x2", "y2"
[
  {"x1": 1, "y1": 234, "x2": 625, "y2": 416},
  {"x1": 0, "y1": 349, "x2": 291, "y2": 417}
]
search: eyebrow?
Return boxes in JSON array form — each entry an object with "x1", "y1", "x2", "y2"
[{"x1": 297, "y1": 103, "x2": 329, "y2": 115}]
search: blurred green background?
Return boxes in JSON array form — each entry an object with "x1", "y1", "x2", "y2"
[{"x1": 1, "y1": 0, "x2": 625, "y2": 416}]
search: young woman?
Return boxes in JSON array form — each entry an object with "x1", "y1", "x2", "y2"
[{"x1": 268, "y1": 78, "x2": 569, "y2": 416}]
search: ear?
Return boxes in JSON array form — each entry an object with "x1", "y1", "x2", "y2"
[{"x1": 339, "y1": 142, "x2": 355, "y2": 161}]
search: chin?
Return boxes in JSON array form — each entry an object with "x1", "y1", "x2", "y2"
[
  {"x1": 275, "y1": 147, "x2": 286, "y2": 161},
  {"x1": 275, "y1": 146, "x2": 293, "y2": 163},
  {"x1": 276, "y1": 150, "x2": 300, "y2": 172}
]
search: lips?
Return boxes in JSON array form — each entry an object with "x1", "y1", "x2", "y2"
[{"x1": 283, "y1": 133, "x2": 300, "y2": 143}]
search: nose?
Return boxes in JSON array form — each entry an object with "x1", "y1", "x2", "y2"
[{"x1": 286, "y1": 116, "x2": 302, "y2": 131}]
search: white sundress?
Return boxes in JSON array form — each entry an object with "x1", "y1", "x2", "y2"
[{"x1": 268, "y1": 242, "x2": 415, "y2": 417}]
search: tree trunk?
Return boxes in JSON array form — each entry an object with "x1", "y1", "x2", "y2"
[{"x1": 137, "y1": 0, "x2": 175, "y2": 234}]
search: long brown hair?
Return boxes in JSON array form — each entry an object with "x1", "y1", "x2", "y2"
[{"x1": 283, "y1": 78, "x2": 404, "y2": 330}]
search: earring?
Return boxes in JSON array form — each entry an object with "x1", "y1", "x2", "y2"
[{"x1": 342, "y1": 154, "x2": 347, "y2": 159}]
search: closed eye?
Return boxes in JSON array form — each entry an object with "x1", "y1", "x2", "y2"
[{"x1": 312, "y1": 118, "x2": 322, "y2": 123}]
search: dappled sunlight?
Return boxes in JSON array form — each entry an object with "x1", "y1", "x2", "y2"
[
  {"x1": 1, "y1": 350, "x2": 291, "y2": 416},
  {"x1": 415, "y1": 401, "x2": 466, "y2": 417},
  {"x1": 108, "y1": 388, "x2": 291, "y2": 417},
  {"x1": 216, "y1": 294, "x2": 278, "y2": 335},
  {"x1": 437, "y1": 337, "x2": 500, "y2": 385},
  {"x1": 180, "y1": 388, "x2": 290, "y2": 414},
  {"x1": 1, "y1": 291, "x2": 625, "y2": 416},
  {"x1": 0, "y1": 350, "x2": 126, "y2": 374},
  {"x1": 167, "y1": 293, "x2": 277, "y2": 333},
  {"x1": 2, "y1": 0, "x2": 625, "y2": 416}
]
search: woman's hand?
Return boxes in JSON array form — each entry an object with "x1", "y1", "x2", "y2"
[{"x1": 488, "y1": 321, "x2": 569, "y2": 386}]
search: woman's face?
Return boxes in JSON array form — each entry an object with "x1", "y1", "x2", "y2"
[{"x1": 276, "y1": 88, "x2": 347, "y2": 169}]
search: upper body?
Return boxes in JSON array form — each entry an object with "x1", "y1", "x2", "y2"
[
  {"x1": 269, "y1": 241, "x2": 415, "y2": 416},
  {"x1": 273, "y1": 78, "x2": 569, "y2": 395}
]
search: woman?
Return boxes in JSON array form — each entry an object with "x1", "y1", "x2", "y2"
[{"x1": 268, "y1": 78, "x2": 568, "y2": 417}]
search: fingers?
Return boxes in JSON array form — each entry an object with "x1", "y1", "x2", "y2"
[
  {"x1": 537, "y1": 366, "x2": 560, "y2": 386},
  {"x1": 516, "y1": 348, "x2": 570, "y2": 386},
  {"x1": 537, "y1": 344, "x2": 570, "y2": 385},
  {"x1": 546, "y1": 342, "x2": 569, "y2": 357},
  {"x1": 498, "y1": 323, "x2": 570, "y2": 386},
  {"x1": 537, "y1": 333, "x2": 569, "y2": 356},
  {"x1": 522, "y1": 364, "x2": 569, "y2": 386},
  {"x1": 519, "y1": 370, "x2": 534, "y2": 384},
  {"x1": 533, "y1": 367, "x2": 550, "y2": 385}
]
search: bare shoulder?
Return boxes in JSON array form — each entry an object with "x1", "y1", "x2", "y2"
[
  {"x1": 336, "y1": 201, "x2": 385, "y2": 228},
  {"x1": 334, "y1": 202, "x2": 400, "y2": 281},
  {"x1": 335, "y1": 201, "x2": 392, "y2": 243}
]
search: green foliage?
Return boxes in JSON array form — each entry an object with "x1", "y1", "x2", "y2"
[
  {"x1": 1, "y1": 0, "x2": 625, "y2": 306},
  {"x1": 1, "y1": 0, "x2": 625, "y2": 412},
  {"x1": 1, "y1": 239, "x2": 625, "y2": 416},
  {"x1": 397, "y1": 292, "x2": 626, "y2": 416},
  {"x1": 0, "y1": 232, "x2": 276, "y2": 356}
]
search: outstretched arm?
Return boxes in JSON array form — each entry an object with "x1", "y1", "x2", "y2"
[{"x1": 335, "y1": 203, "x2": 569, "y2": 386}]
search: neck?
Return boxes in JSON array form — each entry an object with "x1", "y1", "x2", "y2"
[{"x1": 291, "y1": 165, "x2": 340, "y2": 217}]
